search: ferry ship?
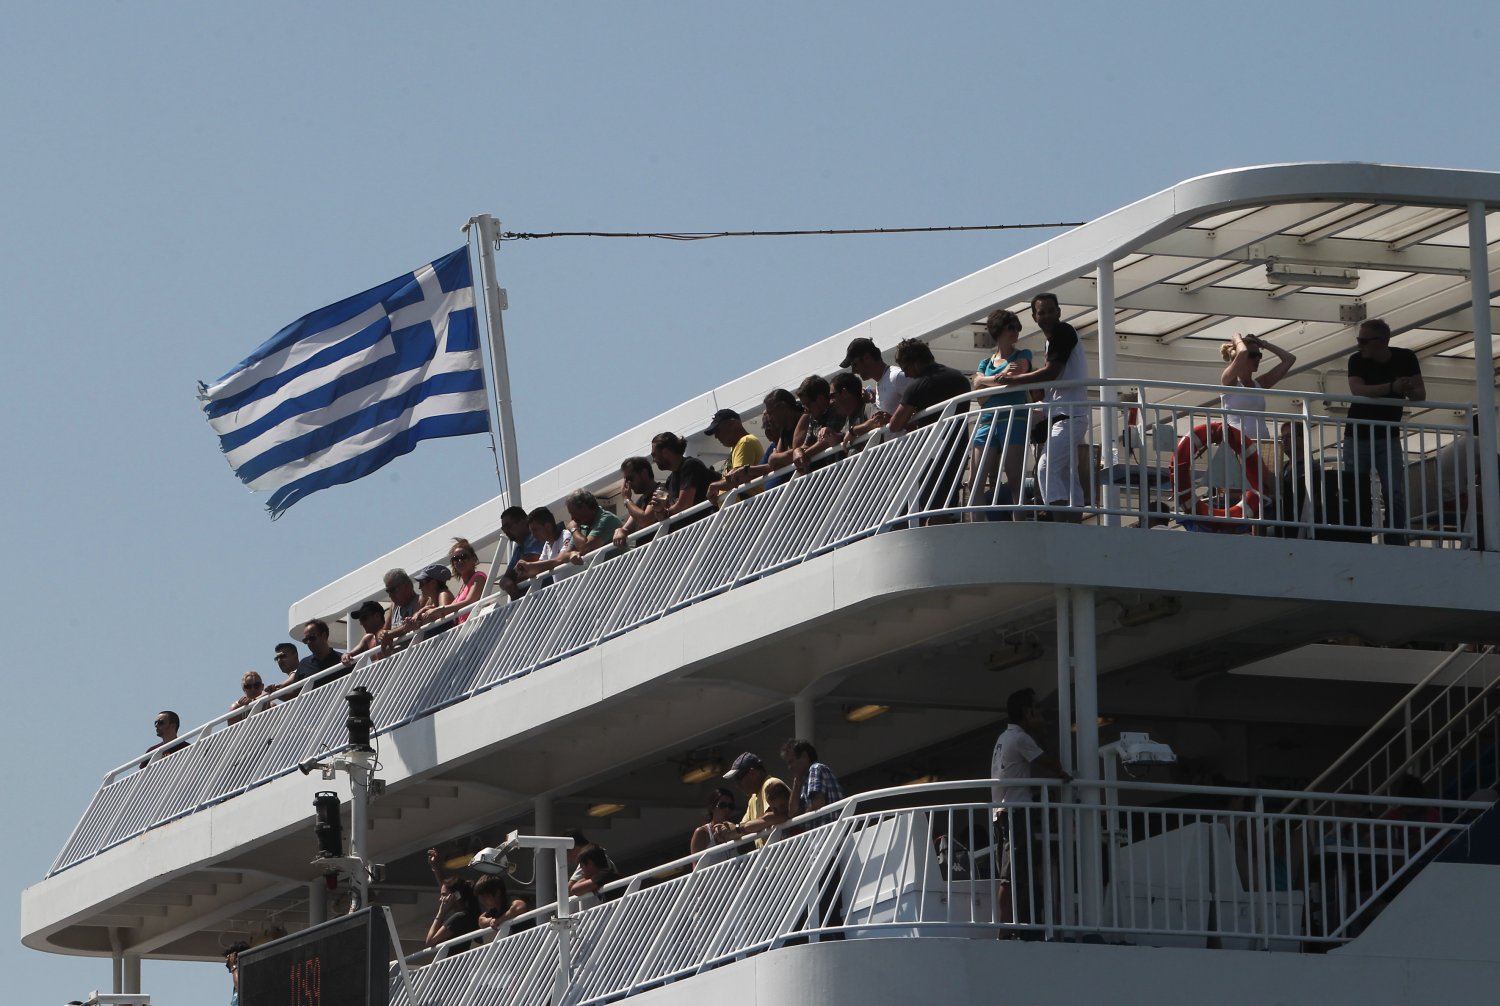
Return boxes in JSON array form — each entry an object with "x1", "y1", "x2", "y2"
[{"x1": 23, "y1": 162, "x2": 1500, "y2": 1005}]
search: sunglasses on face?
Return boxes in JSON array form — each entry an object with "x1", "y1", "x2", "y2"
[
  {"x1": 301, "y1": 636, "x2": 317, "y2": 645},
  {"x1": 1356, "y1": 336, "x2": 1385, "y2": 344},
  {"x1": 1246, "y1": 350, "x2": 1263, "y2": 359},
  {"x1": 244, "y1": 683, "x2": 262, "y2": 692},
  {"x1": 451, "y1": 553, "x2": 474, "y2": 563},
  {"x1": 154, "y1": 719, "x2": 170, "y2": 727}
]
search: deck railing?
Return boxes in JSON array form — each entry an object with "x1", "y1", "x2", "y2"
[
  {"x1": 390, "y1": 779, "x2": 1491, "y2": 1006},
  {"x1": 47, "y1": 381, "x2": 1487, "y2": 875}
]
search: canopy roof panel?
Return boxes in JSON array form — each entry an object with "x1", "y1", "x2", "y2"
[{"x1": 293, "y1": 163, "x2": 1500, "y2": 629}]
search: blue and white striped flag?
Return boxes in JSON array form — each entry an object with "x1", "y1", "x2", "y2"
[{"x1": 199, "y1": 247, "x2": 489, "y2": 517}]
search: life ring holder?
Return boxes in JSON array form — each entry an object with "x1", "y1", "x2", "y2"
[{"x1": 1172, "y1": 421, "x2": 1271, "y2": 523}]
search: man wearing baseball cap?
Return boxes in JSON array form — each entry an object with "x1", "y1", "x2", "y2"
[
  {"x1": 718, "y1": 752, "x2": 789, "y2": 847},
  {"x1": 341, "y1": 599, "x2": 390, "y2": 668},
  {"x1": 704, "y1": 408, "x2": 764, "y2": 503},
  {"x1": 841, "y1": 337, "x2": 910, "y2": 423}
]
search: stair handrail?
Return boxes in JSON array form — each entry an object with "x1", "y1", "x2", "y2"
[
  {"x1": 1284, "y1": 644, "x2": 1477, "y2": 816},
  {"x1": 1379, "y1": 655, "x2": 1500, "y2": 792}
]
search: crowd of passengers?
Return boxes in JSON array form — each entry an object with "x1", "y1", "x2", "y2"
[
  {"x1": 419, "y1": 738, "x2": 847, "y2": 954},
  {"x1": 142, "y1": 298, "x2": 1435, "y2": 765}
]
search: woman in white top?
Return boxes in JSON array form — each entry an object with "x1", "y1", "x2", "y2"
[{"x1": 1220, "y1": 333, "x2": 1295, "y2": 440}]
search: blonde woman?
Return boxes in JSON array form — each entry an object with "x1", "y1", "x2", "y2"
[{"x1": 1220, "y1": 334, "x2": 1295, "y2": 439}]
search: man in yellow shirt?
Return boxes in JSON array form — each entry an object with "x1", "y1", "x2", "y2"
[
  {"x1": 705, "y1": 409, "x2": 765, "y2": 503},
  {"x1": 719, "y1": 752, "x2": 788, "y2": 846}
]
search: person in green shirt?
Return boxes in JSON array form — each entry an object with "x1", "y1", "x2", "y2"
[{"x1": 564, "y1": 489, "x2": 623, "y2": 565}]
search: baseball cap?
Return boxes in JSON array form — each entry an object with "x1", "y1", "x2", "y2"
[
  {"x1": 349, "y1": 600, "x2": 385, "y2": 622},
  {"x1": 704, "y1": 408, "x2": 741, "y2": 436},
  {"x1": 840, "y1": 337, "x2": 878, "y2": 368},
  {"x1": 723, "y1": 752, "x2": 764, "y2": 779},
  {"x1": 415, "y1": 563, "x2": 451, "y2": 584}
]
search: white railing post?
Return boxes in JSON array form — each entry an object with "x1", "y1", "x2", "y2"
[
  {"x1": 1468, "y1": 201, "x2": 1500, "y2": 551},
  {"x1": 1097, "y1": 261, "x2": 1121, "y2": 526}
]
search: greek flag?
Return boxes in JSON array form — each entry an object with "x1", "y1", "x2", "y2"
[{"x1": 199, "y1": 247, "x2": 489, "y2": 517}]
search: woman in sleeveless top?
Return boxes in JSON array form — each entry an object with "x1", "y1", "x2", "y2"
[{"x1": 1220, "y1": 333, "x2": 1296, "y2": 440}]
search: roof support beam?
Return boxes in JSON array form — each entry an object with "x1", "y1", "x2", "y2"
[
  {"x1": 1299, "y1": 204, "x2": 1388, "y2": 243},
  {"x1": 1142, "y1": 231, "x2": 1474, "y2": 276}
]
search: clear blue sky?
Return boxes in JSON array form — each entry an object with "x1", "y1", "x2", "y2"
[{"x1": 4, "y1": 2, "x2": 1496, "y2": 1001}]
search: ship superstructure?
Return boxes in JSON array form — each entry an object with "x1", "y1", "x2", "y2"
[{"x1": 21, "y1": 163, "x2": 1500, "y2": 1003}]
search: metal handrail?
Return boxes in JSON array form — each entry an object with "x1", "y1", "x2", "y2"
[{"x1": 50, "y1": 382, "x2": 1489, "y2": 874}]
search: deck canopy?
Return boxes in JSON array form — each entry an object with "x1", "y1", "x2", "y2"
[{"x1": 294, "y1": 162, "x2": 1500, "y2": 633}]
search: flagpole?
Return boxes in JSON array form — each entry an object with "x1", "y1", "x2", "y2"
[{"x1": 468, "y1": 215, "x2": 524, "y2": 512}]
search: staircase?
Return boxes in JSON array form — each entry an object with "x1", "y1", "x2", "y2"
[{"x1": 1295, "y1": 645, "x2": 1500, "y2": 816}]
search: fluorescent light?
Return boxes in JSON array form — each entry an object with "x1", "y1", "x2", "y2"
[
  {"x1": 904, "y1": 774, "x2": 940, "y2": 786},
  {"x1": 680, "y1": 761, "x2": 723, "y2": 785},
  {"x1": 1265, "y1": 261, "x2": 1360, "y2": 289},
  {"x1": 845, "y1": 704, "x2": 890, "y2": 723},
  {"x1": 989, "y1": 642, "x2": 1043, "y2": 671},
  {"x1": 587, "y1": 802, "x2": 626, "y2": 818},
  {"x1": 1116, "y1": 597, "x2": 1181, "y2": 628}
]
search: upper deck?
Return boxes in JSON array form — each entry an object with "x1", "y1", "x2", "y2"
[{"x1": 21, "y1": 163, "x2": 1500, "y2": 974}]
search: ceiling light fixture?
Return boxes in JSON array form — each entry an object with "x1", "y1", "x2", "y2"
[
  {"x1": 844, "y1": 704, "x2": 891, "y2": 723},
  {"x1": 989, "y1": 641, "x2": 1044, "y2": 671},
  {"x1": 1116, "y1": 596, "x2": 1182, "y2": 628},
  {"x1": 587, "y1": 802, "x2": 626, "y2": 818},
  {"x1": 903, "y1": 774, "x2": 941, "y2": 786},
  {"x1": 680, "y1": 761, "x2": 724, "y2": 785},
  {"x1": 1265, "y1": 260, "x2": 1360, "y2": 289}
]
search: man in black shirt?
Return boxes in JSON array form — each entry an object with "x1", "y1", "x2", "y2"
[
  {"x1": 651, "y1": 432, "x2": 712, "y2": 528},
  {"x1": 888, "y1": 339, "x2": 972, "y2": 432},
  {"x1": 1345, "y1": 318, "x2": 1424, "y2": 545},
  {"x1": 889, "y1": 339, "x2": 972, "y2": 519}
]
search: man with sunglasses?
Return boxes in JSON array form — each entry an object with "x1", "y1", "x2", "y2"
[
  {"x1": 141, "y1": 710, "x2": 187, "y2": 767},
  {"x1": 1345, "y1": 318, "x2": 1424, "y2": 544},
  {"x1": 275, "y1": 619, "x2": 346, "y2": 695}
]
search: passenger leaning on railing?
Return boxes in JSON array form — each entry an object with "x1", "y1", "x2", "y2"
[
  {"x1": 141, "y1": 710, "x2": 186, "y2": 767},
  {"x1": 649, "y1": 432, "x2": 713, "y2": 529},
  {"x1": 418, "y1": 539, "x2": 486, "y2": 626},
  {"x1": 475, "y1": 874, "x2": 530, "y2": 932},
  {"x1": 889, "y1": 339, "x2": 972, "y2": 523},
  {"x1": 719, "y1": 752, "x2": 790, "y2": 848},
  {"x1": 968, "y1": 309, "x2": 1034, "y2": 513},
  {"x1": 568, "y1": 844, "x2": 623, "y2": 902},
  {"x1": 267, "y1": 620, "x2": 345, "y2": 697},
  {"x1": 1344, "y1": 318, "x2": 1425, "y2": 546},
  {"x1": 612, "y1": 457, "x2": 663, "y2": 550},
  {"x1": 341, "y1": 600, "x2": 390, "y2": 668},
  {"x1": 385, "y1": 564, "x2": 451, "y2": 646},
  {"x1": 986, "y1": 293, "x2": 1094, "y2": 520},
  {"x1": 833, "y1": 371, "x2": 885, "y2": 448},
  {"x1": 793, "y1": 374, "x2": 860, "y2": 474},
  {"x1": 840, "y1": 335, "x2": 910, "y2": 434},
  {"x1": 514, "y1": 507, "x2": 577, "y2": 584},
  {"x1": 733, "y1": 389, "x2": 802, "y2": 491},
  {"x1": 563, "y1": 489, "x2": 623, "y2": 562},
  {"x1": 689, "y1": 787, "x2": 740, "y2": 855},
  {"x1": 226, "y1": 672, "x2": 265, "y2": 725},
  {"x1": 704, "y1": 409, "x2": 764, "y2": 503},
  {"x1": 496, "y1": 507, "x2": 543, "y2": 600}
]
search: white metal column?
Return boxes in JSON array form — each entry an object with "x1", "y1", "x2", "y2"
[
  {"x1": 793, "y1": 691, "x2": 816, "y2": 745},
  {"x1": 1097, "y1": 261, "x2": 1121, "y2": 525},
  {"x1": 123, "y1": 954, "x2": 141, "y2": 995},
  {"x1": 1053, "y1": 586, "x2": 1075, "y2": 929},
  {"x1": 1070, "y1": 587, "x2": 1103, "y2": 929},
  {"x1": 472, "y1": 215, "x2": 524, "y2": 511},
  {"x1": 1468, "y1": 202, "x2": 1500, "y2": 550},
  {"x1": 534, "y1": 796, "x2": 556, "y2": 907}
]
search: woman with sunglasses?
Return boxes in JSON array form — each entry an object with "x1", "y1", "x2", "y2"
[
  {"x1": 227, "y1": 671, "x2": 266, "y2": 725},
  {"x1": 1221, "y1": 333, "x2": 1296, "y2": 440},
  {"x1": 419, "y1": 538, "x2": 487, "y2": 628},
  {"x1": 689, "y1": 787, "x2": 739, "y2": 855}
]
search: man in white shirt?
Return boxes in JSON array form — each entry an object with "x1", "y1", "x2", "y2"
[
  {"x1": 991, "y1": 688, "x2": 1070, "y2": 930},
  {"x1": 990, "y1": 293, "x2": 1094, "y2": 520},
  {"x1": 841, "y1": 337, "x2": 910, "y2": 432}
]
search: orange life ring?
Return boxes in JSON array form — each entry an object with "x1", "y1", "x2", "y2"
[{"x1": 1172, "y1": 421, "x2": 1272, "y2": 522}]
